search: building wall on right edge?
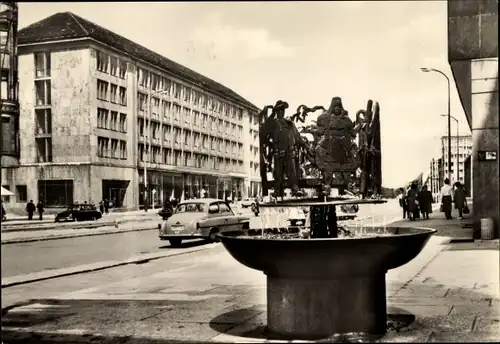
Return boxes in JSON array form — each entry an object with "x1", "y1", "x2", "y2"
[{"x1": 471, "y1": 59, "x2": 499, "y2": 235}]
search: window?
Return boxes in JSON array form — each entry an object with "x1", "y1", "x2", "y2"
[
  {"x1": 151, "y1": 73, "x2": 160, "y2": 91},
  {"x1": 162, "y1": 78, "x2": 171, "y2": 95},
  {"x1": 110, "y1": 84, "x2": 118, "y2": 103},
  {"x1": 110, "y1": 139, "x2": 118, "y2": 158},
  {"x1": 192, "y1": 90, "x2": 198, "y2": 105},
  {"x1": 16, "y1": 185, "x2": 27, "y2": 203},
  {"x1": 163, "y1": 125, "x2": 171, "y2": 141},
  {"x1": 36, "y1": 137, "x2": 52, "y2": 162},
  {"x1": 119, "y1": 140, "x2": 127, "y2": 159},
  {"x1": 35, "y1": 80, "x2": 51, "y2": 105},
  {"x1": 119, "y1": 87, "x2": 127, "y2": 106},
  {"x1": 118, "y1": 60, "x2": 127, "y2": 79},
  {"x1": 110, "y1": 56, "x2": 118, "y2": 76},
  {"x1": 97, "y1": 51, "x2": 109, "y2": 73},
  {"x1": 138, "y1": 118, "x2": 144, "y2": 137},
  {"x1": 174, "y1": 82, "x2": 181, "y2": 99},
  {"x1": 97, "y1": 108, "x2": 109, "y2": 129},
  {"x1": 152, "y1": 146, "x2": 161, "y2": 163},
  {"x1": 110, "y1": 111, "x2": 118, "y2": 131},
  {"x1": 138, "y1": 92, "x2": 147, "y2": 111},
  {"x1": 38, "y1": 180, "x2": 74, "y2": 207},
  {"x1": 152, "y1": 98, "x2": 160, "y2": 116},
  {"x1": 97, "y1": 137, "x2": 109, "y2": 157},
  {"x1": 162, "y1": 148, "x2": 171, "y2": 164},
  {"x1": 34, "y1": 52, "x2": 51, "y2": 78},
  {"x1": 35, "y1": 109, "x2": 52, "y2": 135},
  {"x1": 152, "y1": 122, "x2": 159, "y2": 139},
  {"x1": 1, "y1": 70, "x2": 8, "y2": 100},
  {"x1": 138, "y1": 68, "x2": 149, "y2": 87},
  {"x1": 97, "y1": 80, "x2": 109, "y2": 101},
  {"x1": 162, "y1": 100, "x2": 171, "y2": 119},
  {"x1": 119, "y1": 113, "x2": 127, "y2": 132},
  {"x1": 183, "y1": 87, "x2": 191, "y2": 102},
  {"x1": 138, "y1": 144, "x2": 144, "y2": 161}
]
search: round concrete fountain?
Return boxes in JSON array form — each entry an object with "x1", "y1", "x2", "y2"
[{"x1": 218, "y1": 199, "x2": 436, "y2": 340}]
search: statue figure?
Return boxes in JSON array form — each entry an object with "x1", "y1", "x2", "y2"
[{"x1": 313, "y1": 97, "x2": 358, "y2": 194}]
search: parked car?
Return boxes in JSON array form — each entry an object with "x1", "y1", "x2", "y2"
[
  {"x1": 158, "y1": 198, "x2": 250, "y2": 247},
  {"x1": 55, "y1": 204, "x2": 102, "y2": 222},
  {"x1": 240, "y1": 198, "x2": 255, "y2": 208}
]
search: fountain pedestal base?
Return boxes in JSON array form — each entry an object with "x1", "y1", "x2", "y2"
[{"x1": 266, "y1": 274, "x2": 387, "y2": 340}]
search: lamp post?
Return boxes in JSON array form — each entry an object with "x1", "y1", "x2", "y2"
[
  {"x1": 144, "y1": 88, "x2": 169, "y2": 211},
  {"x1": 421, "y1": 67, "x2": 451, "y2": 180},
  {"x1": 441, "y1": 114, "x2": 459, "y2": 183}
]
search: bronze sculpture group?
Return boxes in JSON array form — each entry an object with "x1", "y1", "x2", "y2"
[{"x1": 259, "y1": 96, "x2": 382, "y2": 200}]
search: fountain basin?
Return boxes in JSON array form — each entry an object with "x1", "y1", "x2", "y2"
[{"x1": 218, "y1": 226, "x2": 436, "y2": 340}]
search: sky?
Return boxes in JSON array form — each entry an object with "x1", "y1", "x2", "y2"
[{"x1": 18, "y1": 1, "x2": 471, "y2": 188}]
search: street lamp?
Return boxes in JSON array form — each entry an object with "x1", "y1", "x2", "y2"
[
  {"x1": 441, "y1": 114, "x2": 459, "y2": 183},
  {"x1": 144, "y1": 88, "x2": 169, "y2": 211},
  {"x1": 421, "y1": 67, "x2": 452, "y2": 180}
]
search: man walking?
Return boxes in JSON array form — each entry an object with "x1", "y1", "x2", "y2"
[
  {"x1": 26, "y1": 200, "x2": 36, "y2": 220},
  {"x1": 440, "y1": 178, "x2": 454, "y2": 220},
  {"x1": 36, "y1": 201, "x2": 44, "y2": 221}
]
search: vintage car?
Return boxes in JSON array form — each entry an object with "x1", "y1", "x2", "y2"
[
  {"x1": 55, "y1": 204, "x2": 103, "y2": 222},
  {"x1": 158, "y1": 198, "x2": 250, "y2": 247},
  {"x1": 240, "y1": 198, "x2": 255, "y2": 208}
]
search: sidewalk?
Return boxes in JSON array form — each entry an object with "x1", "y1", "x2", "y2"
[{"x1": 2, "y1": 215, "x2": 498, "y2": 343}]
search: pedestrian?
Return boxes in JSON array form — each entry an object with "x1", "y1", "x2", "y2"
[
  {"x1": 397, "y1": 188, "x2": 408, "y2": 219},
  {"x1": 406, "y1": 183, "x2": 420, "y2": 221},
  {"x1": 453, "y1": 182, "x2": 466, "y2": 220},
  {"x1": 418, "y1": 185, "x2": 433, "y2": 220},
  {"x1": 104, "y1": 198, "x2": 109, "y2": 214},
  {"x1": 1, "y1": 201, "x2": 6, "y2": 221},
  {"x1": 99, "y1": 200, "x2": 104, "y2": 214},
  {"x1": 36, "y1": 201, "x2": 44, "y2": 220},
  {"x1": 26, "y1": 200, "x2": 36, "y2": 220},
  {"x1": 440, "y1": 178, "x2": 454, "y2": 220}
]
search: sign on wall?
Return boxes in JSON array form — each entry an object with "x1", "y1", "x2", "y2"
[{"x1": 478, "y1": 150, "x2": 498, "y2": 162}]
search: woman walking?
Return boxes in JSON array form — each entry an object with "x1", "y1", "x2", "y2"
[
  {"x1": 418, "y1": 185, "x2": 433, "y2": 219},
  {"x1": 440, "y1": 178, "x2": 454, "y2": 220},
  {"x1": 453, "y1": 182, "x2": 467, "y2": 220}
]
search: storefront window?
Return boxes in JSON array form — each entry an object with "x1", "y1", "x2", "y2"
[{"x1": 38, "y1": 180, "x2": 74, "y2": 207}]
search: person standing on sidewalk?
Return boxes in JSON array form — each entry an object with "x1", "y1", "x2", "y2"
[
  {"x1": 26, "y1": 200, "x2": 36, "y2": 220},
  {"x1": 453, "y1": 182, "x2": 466, "y2": 220},
  {"x1": 104, "y1": 199, "x2": 110, "y2": 214},
  {"x1": 440, "y1": 178, "x2": 454, "y2": 220},
  {"x1": 99, "y1": 200, "x2": 105, "y2": 214},
  {"x1": 418, "y1": 185, "x2": 433, "y2": 220},
  {"x1": 406, "y1": 183, "x2": 420, "y2": 221},
  {"x1": 397, "y1": 188, "x2": 408, "y2": 219},
  {"x1": 36, "y1": 201, "x2": 44, "y2": 220}
]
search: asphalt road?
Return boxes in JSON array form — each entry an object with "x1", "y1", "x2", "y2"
[{"x1": 1, "y1": 201, "x2": 402, "y2": 279}]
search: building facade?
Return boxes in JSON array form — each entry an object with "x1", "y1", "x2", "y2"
[
  {"x1": 440, "y1": 135, "x2": 472, "y2": 186},
  {"x1": 1, "y1": 12, "x2": 261, "y2": 211},
  {"x1": 448, "y1": 0, "x2": 498, "y2": 236},
  {"x1": 0, "y1": 2, "x2": 20, "y2": 167},
  {"x1": 429, "y1": 157, "x2": 443, "y2": 201}
]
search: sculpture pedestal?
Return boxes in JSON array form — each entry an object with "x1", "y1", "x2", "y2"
[{"x1": 266, "y1": 274, "x2": 387, "y2": 340}]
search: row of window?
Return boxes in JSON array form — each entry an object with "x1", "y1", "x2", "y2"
[
  {"x1": 35, "y1": 79, "x2": 51, "y2": 106},
  {"x1": 97, "y1": 137, "x2": 127, "y2": 159},
  {"x1": 136, "y1": 67, "x2": 246, "y2": 122},
  {"x1": 137, "y1": 120, "x2": 246, "y2": 157},
  {"x1": 97, "y1": 79, "x2": 127, "y2": 105},
  {"x1": 137, "y1": 144, "x2": 246, "y2": 173},
  {"x1": 96, "y1": 51, "x2": 127, "y2": 79},
  {"x1": 97, "y1": 108, "x2": 127, "y2": 132},
  {"x1": 34, "y1": 52, "x2": 51, "y2": 78},
  {"x1": 137, "y1": 94, "x2": 245, "y2": 134},
  {"x1": 137, "y1": 117, "x2": 244, "y2": 144}
]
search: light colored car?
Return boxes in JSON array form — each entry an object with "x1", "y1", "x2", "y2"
[
  {"x1": 240, "y1": 198, "x2": 255, "y2": 208},
  {"x1": 159, "y1": 198, "x2": 250, "y2": 247}
]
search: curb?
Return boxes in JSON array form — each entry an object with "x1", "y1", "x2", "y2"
[
  {"x1": 1, "y1": 216, "x2": 159, "y2": 233},
  {"x1": 1, "y1": 226, "x2": 157, "y2": 245},
  {"x1": 1, "y1": 245, "x2": 211, "y2": 288}
]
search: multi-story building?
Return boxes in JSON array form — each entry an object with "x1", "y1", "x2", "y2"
[
  {"x1": 429, "y1": 157, "x2": 443, "y2": 201},
  {"x1": 448, "y1": 0, "x2": 498, "y2": 236},
  {"x1": 0, "y1": 12, "x2": 262, "y2": 211},
  {"x1": 1, "y1": 2, "x2": 20, "y2": 167},
  {"x1": 440, "y1": 135, "x2": 472, "y2": 185}
]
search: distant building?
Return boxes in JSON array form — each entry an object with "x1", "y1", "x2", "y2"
[
  {"x1": 1, "y1": 12, "x2": 262, "y2": 211},
  {"x1": 440, "y1": 135, "x2": 472, "y2": 187},
  {"x1": 429, "y1": 157, "x2": 443, "y2": 201}
]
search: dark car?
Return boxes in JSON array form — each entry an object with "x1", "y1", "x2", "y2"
[{"x1": 55, "y1": 204, "x2": 102, "y2": 222}]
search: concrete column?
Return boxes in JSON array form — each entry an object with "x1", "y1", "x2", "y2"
[{"x1": 470, "y1": 59, "x2": 499, "y2": 237}]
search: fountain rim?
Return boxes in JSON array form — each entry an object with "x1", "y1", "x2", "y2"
[
  {"x1": 257, "y1": 198, "x2": 387, "y2": 207},
  {"x1": 217, "y1": 226, "x2": 437, "y2": 242}
]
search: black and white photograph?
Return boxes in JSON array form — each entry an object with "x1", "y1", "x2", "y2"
[{"x1": 1, "y1": 1, "x2": 499, "y2": 343}]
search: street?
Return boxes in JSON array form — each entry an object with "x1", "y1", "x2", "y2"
[{"x1": 1, "y1": 200, "x2": 402, "y2": 278}]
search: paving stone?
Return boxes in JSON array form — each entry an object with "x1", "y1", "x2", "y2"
[
  {"x1": 376, "y1": 330, "x2": 433, "y2": 343},
  {"x1": 130, "y1": 321, "x2": 232, "y2": 342},
  {"x1": 474, "y1": 317, "x2": 500, "y2": 332},
  {"x1": 407, "y1": 315, "x2": 476, "y2": 332},
  {"x1": 386, "y1": 304, "x2": 451, "y2": 317},
  {"x1": 428, "y1": 330, "x2": 500, "y2": 342},
  {"x1": 450, "y1": 304, "x2": 500, "y2": 317}
]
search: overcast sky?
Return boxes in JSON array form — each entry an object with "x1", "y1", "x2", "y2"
[{"x1": 18, "y1": 1, "x2": 470, "y2": 188}]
